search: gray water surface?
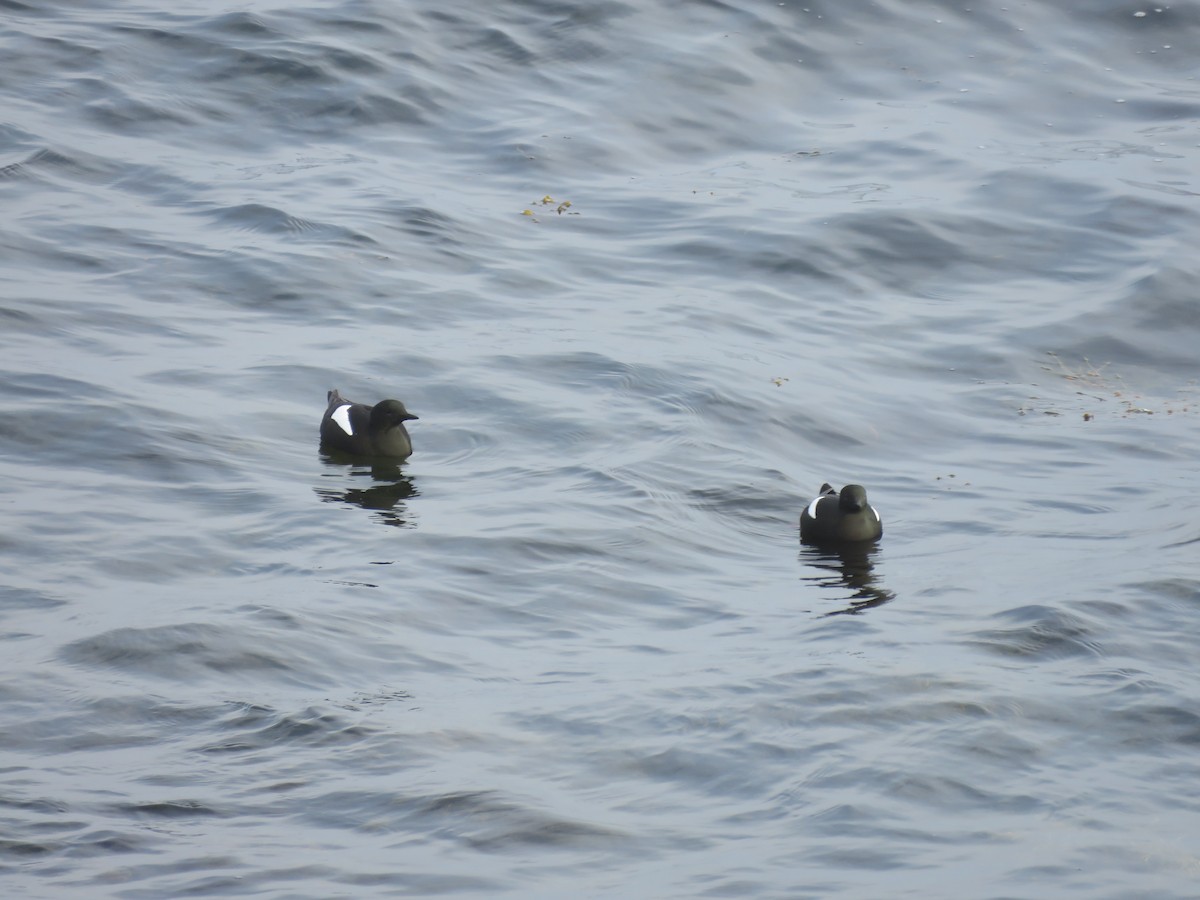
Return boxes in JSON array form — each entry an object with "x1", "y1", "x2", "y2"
[{"x1": 2, "y1": 1, "x2": 1199, "y2": 897}]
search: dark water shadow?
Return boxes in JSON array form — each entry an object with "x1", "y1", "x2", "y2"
[
  {"x1": 799, "y1": 542, "x2": 894, "y2": 616},
  {"x1": 315, "y1": 452, "x2": 419, "y2": 528}
]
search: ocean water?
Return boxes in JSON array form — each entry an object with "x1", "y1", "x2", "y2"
[{"x1": 2, "y1": 0, "x2": 1199, "y2": 896}]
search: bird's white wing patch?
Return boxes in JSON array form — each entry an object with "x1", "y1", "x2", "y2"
[
  {"x1": 806, "y1": 497, "x2": 823, "y2": 519},
  {"x1": 331, "y1": 404, "x2": 354, "y2": 436}
]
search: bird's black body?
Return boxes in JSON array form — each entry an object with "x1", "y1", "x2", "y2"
[
  {"x1": 320, "y1": 389, "x2": 418, "y2": 459},
  {"x1": 800, "y1": 483, "x2": 882, "y2": 544}
]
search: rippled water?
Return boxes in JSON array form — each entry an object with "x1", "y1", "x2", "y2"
[{"x1": 3, "y1": 1, "x2": 1200, "y2": 896}]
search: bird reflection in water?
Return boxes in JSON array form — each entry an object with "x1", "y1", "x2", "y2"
[
  {"x1": 316, "y1": 454, "x2": 418, "y2": 528},
  {"x1": 800, "y1": 542, "x2": 894, "y2": 616}
]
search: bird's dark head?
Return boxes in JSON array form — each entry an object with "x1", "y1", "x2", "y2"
[
  {"x1": 838, "y1": 484, "x2": 869, "y2": 512},
  {"x1": 372, "y1": 399, "x2": 418, "y2": 429}
]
